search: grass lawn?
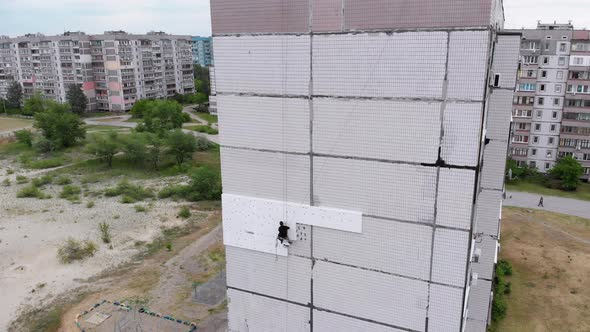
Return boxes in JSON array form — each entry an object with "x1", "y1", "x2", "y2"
[
  {"x1": 507, "y1": 181, "x2": 590, "y2": 202},
  {"x1": 85, "y1": 125, "x2": 132, "y2": 132},
  {"x1": 490, "y1": 207, "x2": 590, "y2": 332},
  {"x1": 0, "y1": 117, "x2": 33, "y2": 131},
  {"x1": 185, "y1": 125, "x2": 218, "y2": 135},
  {"x1": 195, "y1": 112, "x2": 217, "y2": 124}
]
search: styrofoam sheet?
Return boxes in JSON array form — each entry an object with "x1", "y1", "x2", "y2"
[
  {"x1": 221, "y1": 148, "x2": 310, "y2": 203},
  {"x1": 313, "y1": 98, "x2": 441, "y2": 163},
  {"x1": 436, "y1": 168, "x2": 476, "y2": 230},
  {"x1": 431, "y1": 228, "x2": 469, "y2": 287},
  {"x1": 313, "y1": 260, "x2": 428, "y2": 331},
  {"x1": 313, "y1": 32, "x2": 447, "y2": 99},
  {"x1": 313, "y1": 157, "x2": 437, "y2": 223},
  {"x1": 219, "y1": 95, "x2": 310, "y2": 153},
  {"x1": 313, "y1": 310, "x2": 406, "y2": 332},
  {"x1": 447, "y1": 31, "x2": 490, "y2": 101},
  {"x1": 227, "y1": 289, "x2": 310, "y2": 332},
  {"x1": 214, "y1": 35, "x2": 310, "y2": 95},
  {"x1": 428, "y1": 284, "x2": 464, "y2": 332},
  {"x1": 222, "y1": 193, "x2": 362, "y2": 256},
  {"x1": 313, "y1": 217, "x2": 432, "y2": 280},
  {"x1": 441, "y1": 102, "x2": 483, "y2": 167},
  {"x1": 225, "y1": 246, "x2": 311, "y2": 304}
]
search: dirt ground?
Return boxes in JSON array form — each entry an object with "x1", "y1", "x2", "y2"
[
  {"x1": 0, "y1": 117, "x2": 33, "y2": 131},
  {"x1": 495, "y1": 207, "x2": 590, "y2": 332}
]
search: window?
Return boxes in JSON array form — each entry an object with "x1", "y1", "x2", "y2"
[
  {"x1": 552, "y1": 111, "x2": 558, "y2": 119},
  {"x1": 557, "y1": 71, "x2": 564, "y2": 79},
  {"x1": 530, "y1": 161, "x2": 537, "y2": 168},
  {"x1": 535, "y1": 124, "x2": 541, "y2": 131},
  {"x1": 538, "y1": 97, "x2": 544, "y2": 105},
  {"x1": 541, "y1": 70, "x2": 547, "y2": 78},
  {"x1": 522, "y1": 41, "x2": 539, "y2": 50},
  {"x1": 513, "y1": 135, "x2": 529, "y2": 143},
  {"x1": 585, "y1": 168, "x2": 590, "y2": 175},
  {"x1": 551, "y1": 124, "x2": 557, "y2": 132},
  {"x1": 532, "y1": 149, "x2": 537, "y2": 156},
  {"x1": 543, "y1": 57, "x2": 549, "y2": 64},
  {"x1": 574, "y1": 57, "x2": 584, "y2": 65},
  {"x1": 560, "y1": 138, "x2": 578, "y2": 148},
  {"x1": 567, "y1": 84, "x2": 574, "y2": 93},
  {"x1": 513, "y1": 109, "x2": 532, "y2": 118},
  {"x1": 493, "y1": 74, "x2": 501, "y2": 87},
  {"x1": 545, "y1": 163, "x2": 551, "y2": 170},
  {"x1": 526, "y1": 70, "x2": 536, "y2": 78},
  {"x1": 540, "y1": 84, "x2": 546, "y2": 91},
  {"x1": 555, "y1": 85, "x2": 562, "y2": 93},
  {"x1": 583, "y1": 154, "x2": 590, "y2": 161},
  {"x1": 517, "y1": 123, "x2": 527, "y2": 130},
  {"x1": 545, "y1": 43, "x2": 550, "y2": 51},
  {"x1": 559, "y1": 57, "x2": 566, "y2": 65},
  {"x1": 547, "y1": 151, "x2": 552, "y2": 158},
  {"x1": 581, "y1": 140, "x2": 590, "y2": 149},
  {"x1": 524, "y1": 56, "x2": 539, "y2": 64},
  {"x1": 549, "y1": 137, "x2": 555, "y2": 145},
  {"x1": 537, "y1": 110, "x2": 543, "y2": 118},
  {"x1": 554, "y1": 98, "x2": 560, "y2": 106},
  {"x1": 560, "y1": 43, "x2": 567, "y2": 52},
  {"x1": 519, "y1": 83, "x2": 537, "y2": 91},
  {"x1": 533, "y1": 136, "x2": 539, "y2": 143}
]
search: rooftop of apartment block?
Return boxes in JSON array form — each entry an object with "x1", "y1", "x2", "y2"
[{"x1": 0, "y1": 30, "x2": 192, "y2": 43}]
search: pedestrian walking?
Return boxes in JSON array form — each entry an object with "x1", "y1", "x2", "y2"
[{"x1": 538, "y1": 196, "x2": 544, "y2": 208}]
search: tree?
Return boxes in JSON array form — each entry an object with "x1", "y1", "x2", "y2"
[
  {"x1": 34, "y1": 103, "x2": 85, "y2": 150},
  {"x1": 85, "y1": 131, "x2": 120, "y2": 167},
  {"x1": 145, "y1": 133, "x2": 165, "y2": 170},
  {"x1": 14, "y1": 129, "x2": 33, "y2": 147},
  {"x1": 187, "y1": 166, "x2": 221, "y2": 201},
  {"x1": 65, "y1": 83, "x2": 88, "y2": 114},
  {"x1": 6, "y1": 81, "x2": 23, "y2": 110},
  {"x1": 135, "y1": 100, "x2": 188, "y2": 136},
  {"x1": 130, "y1": 99, "x2": 152, "y2": 118},
  {"x1": 166, "y1": 130, "x2": 197, "y2": 166},
  {"x1": 549, "y1": 156, "x2": 584, "y2": 191},
  {"x1": 22, "y1": 92, "x2": 47, "y2": 116},
  {"x1": 193, "y1": 65, "x2": 210, "y2": 95},
  {"x1": 122, "y1": 132, "x2": 148, "y2": 166}
]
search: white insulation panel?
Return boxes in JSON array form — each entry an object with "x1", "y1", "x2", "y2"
[
  {"x1": 431, "y1": 228, "x2": 470, "y2": 287},
  {"x1": 214, "y1": 35, "x2": 310, "y2": 95},
  {"x1": 313, "y1": 217, "x2": 432, "y2": 280},
  {"x1": 447, "y1": 30, "x2": 490, "y2": 101},
  {"x1": 313, "y1": 98, "x2": 441, "y2": 163},
  {"x1": 219, "y1": 95, "x2": 310, "y2": 153},
  {"x1": 222, "y1": 193, "x2": 362, "y2": 256},
  {"x1": 441, "y1": 102, "x2": 483, "y2": 166},
  {"x1": 314, "y1": 157, "x2": 437, "y2": 223},
  {"x1": 313, "y1": 310, "x2": 406, "y2": 332},
  {"x1": 428, "y1": 284, "x2": 464, "y2": 332},
  {"x1": 436, "y1": 168, "x2": 476, "y2": 230},
  {"x1": 227, "y1": 289, "x2": 310, "y2": 332},
  {"x1": 225, "y1": 246, "x2": 311, "y2": 304},
  {"x1": 313, "y1": 32, "x2": 448, "y2": 99},
  {"x1": 221, "y1": 148, "x2": 310, "y2": 203},
  {"x1": 313, "y1": 260, "x2": 428, "y2": 331}
]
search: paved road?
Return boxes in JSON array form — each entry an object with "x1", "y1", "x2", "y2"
[
  {"x1": 82, "y1": 106, "x2": 220, "y2": 144},
  {"x1": 505, "y1": 191, "x2": 590, "y2": 219}
]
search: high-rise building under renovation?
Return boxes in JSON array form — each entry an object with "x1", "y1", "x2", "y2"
[
  {"x1": 509, "y1": 22, "x2": 590, "y2": 179},
  {"x1": 213, "y1": 1, "x2": 519, "y2": 331},
  {"x1": 192, "y1": 36, "x2": 214, "y2": 67},
  {"x1": 0, "y1": 31, "x2": 194, "y2": 112}
]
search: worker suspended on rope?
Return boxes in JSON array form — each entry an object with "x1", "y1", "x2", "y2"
[{"x1": 277, "y1": 221, "x2": 292, "y2": 246}]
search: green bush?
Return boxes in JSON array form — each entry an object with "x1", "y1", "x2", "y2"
[
  {"x1": 157, "y1": 166, "x2": 221, "y2": 202},
  {"x1": 190, "y1": 125, "x2": 218, "y2": 135},
  {"x1": 27, "y1": 157, "x2": 65, "y2": 169},
  {"x1": 32, "y1": 136, "x2": 54, "y2": 153},
  {"x1": 55, "y1": 176, "x2": 72, "y2": 185},
  {"x1": 15, "y1": 129, "x2": 34, "y2": 147},
  {"x1": 86, "y1": 201, "x2": 95, "y2": 208},
  {"x1": 57, "y1": 238, "x2": 97, "y2": 263},
  {"x1": 31, "y1": 175, "x2": 53, "y2": 187},
  {"x1": 60, "y1": 185, "x2": 81, "y2": 201},
  {"x1": 134, "y1": 204, "x2": 148, "y2": 212},
  {"x1": 6, "y1": 169, "x2": 14, "y2": 175},
  {"x1": 158, "y1": 185, "x2": 188, "y2": 199},
  {"x1": 17, "y1": 185, "x2": 49, "y2": 199},
  {"x1": 16, "y1": 175, "x2": 28, "y2": 184},
  {"x1": 497, "y1": 259, "x2": 513, "y2": 276},
  {"x1": 104, "y1": 180, "x2": 154, "y2": 202},
  {"x1": 549, "y1": 156, "x2": 584, "y2": 191},
  {"x1": 178, "y1": 206, "x2": 191, "y2": 219},
  {"x1": 2, "y1": 179, "x2": 10, "y2": 186},
  {"x1": 491, "y1": 293, "x2": 507, "y2": 321},
  {"x1": 98, "y1": 222, "x2": 111, "y2": 244},
  {"x1": 491, "y1": 259, "x2": 513, "y2": 322}
]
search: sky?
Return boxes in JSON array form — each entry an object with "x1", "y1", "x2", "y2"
[{"x1": 0, "y1": 0, "x2": 590, "y2": 37}]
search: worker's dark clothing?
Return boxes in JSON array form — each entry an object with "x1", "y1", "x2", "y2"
[{"x1": 278, "y1": 225, "x2": 290, "y2": 239}]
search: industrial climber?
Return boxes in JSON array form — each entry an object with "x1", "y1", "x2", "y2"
[{"x1": 277, "y1": 221, "x2": 292, "y2": 246}]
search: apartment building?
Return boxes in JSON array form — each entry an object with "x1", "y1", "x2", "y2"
[
  {"x1": 213, "y1": 1, "x2": 519, "y2": 331},
  {"x1": 0, "y1": 31, "x2": 194, "y2": 112},
  {"x1": 510, "y1": 22, "x2": 590, "y2": 179},
  {"x1": 192, "y1": 36, "x2": 213, "y2": 67}
]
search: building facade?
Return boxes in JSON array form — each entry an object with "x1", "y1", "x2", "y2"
[
  {"x1": 0, "y1": 31, "x2": 194, "y2": 112},
  {"x1": 214, "y1": 1, "x2": 519, "y2": 331},
  {"x1": 192, "y1": 36, "x2": 213, "y2": 67},
  {"x1": 509, "y1": 23, "x2": 590, "y2": 179}
]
